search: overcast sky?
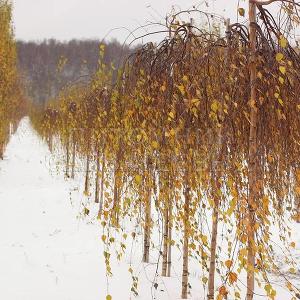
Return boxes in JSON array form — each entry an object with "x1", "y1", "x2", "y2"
[{"x1": 13, "y1": 0, "x2": 244, "y2": 42}]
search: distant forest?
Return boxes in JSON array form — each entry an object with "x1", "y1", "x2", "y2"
[{"x1": 17, "y1": 39, "x2": 131, "y2": 104}]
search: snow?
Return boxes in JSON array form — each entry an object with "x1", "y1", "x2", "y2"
[
  {"x1": 0, "y1": 117, "x2": 183, "y2": 300},
  {"x1": 0, "y1": 117, "x2": 299, "y2": 300},
  {"x1": 0, "y1": 117, "x2": 104, "y2": 300}
]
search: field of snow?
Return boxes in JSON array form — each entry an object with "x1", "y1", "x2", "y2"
[
  {"x1": 0, "y1": 117, "x2": 193, "y2": 300},
  {"x1": 0, "y1": 117, "x2": 299, "y2": 300}
]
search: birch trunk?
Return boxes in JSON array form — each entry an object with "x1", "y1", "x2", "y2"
[
  {"x1": 113, "y1": 148, "x2": 122, "y2": 226},
  {"x1": 48, "y1": 135, "x2": 53, "y2": 152},
  {"x1": 71, "y1": 132, "x2": 76, "y2": 179},
  {"x1": 207, "y1": 195, "x2": 219, "y2": 299},
  {"x1": 65, "y1": 135, "x2": 70, "y2": 178},
  {"x1": 95, "y1": 147, "x2": 100, "y2": 203},
  {"x1": 143, "y1": 161, "x2": 152, "y2": 263},
  {"x1": 207, "y1": 18, "x2": 230, "y2": 292},
  {"x1": 181, "y1": 168, "x2": 190, "y2": 299},
  {"x1": 296, "y1": 196, "x2": 300, "y2": 223},
  {"x1": 167, "y1": 198, "x2": 172, "y2": 277},
  {"x1": 208, "y1": 117, "x2": 225, "y2": 299},
  {"x1": 161, "y1": 200, "x2": 169, "y2": 276},
  {"x1": 0, "y1": 142, "x2": 3, "y2": 160},
  {"x1": 99, "y1": 150, "x2": 105, "y2": 214},
  {"x1": 247, "y1": 2, "x2": 258, "y2": 299},
  {"x1": 161, "y1": 169, "x2": 172, "y2": 277},
  {"x1": 112, "y1": 168, "x2": 120, "y2": 225},
  {"x1": 84, "y1": 153, "x2": 90, "y2": 195}
]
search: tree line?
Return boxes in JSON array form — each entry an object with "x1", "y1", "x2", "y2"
[
  {"x1": 17, "y1": 39, "x2": 131, "y2": 105},
  {"x1": 0, "y1": 0, "x2": 26, "y2": 159}
]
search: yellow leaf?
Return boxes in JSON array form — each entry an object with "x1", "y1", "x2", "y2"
[
  {"x1": 191, "y1": 98, "x2": 200, "y2": 106},
  {"x1": 211, "y1": 100, "x2": 219, "y2": 113},
  {"x1": 228, "y1": 272, "x2": 238, "y2": 284},
  {"x1": 168, "y1": 111, "x2": 175, "y2": 119},
  {"x1": 151, "y1": 141, "x2": 159, "y2": 149},
  {"x1": 279, "y1": 76, "x2": 284, "y2": 84},
  {"x1": 254, "y1": 222, "x2": 260, "y2": 231},
  {"x1": 289, "y1": 267, "x2": 296, "y2": 274},
  {"x1": 135, "y1": 174, "x2": 142, "y2": 185},
  {"x1": 202, "y1": 276, "x2": 208, "y2": 284},
  {"x1": 106, "y1": 295, "x2": 112, "y2": 300},
  {"x1": 177, "y1": 85, "x2": 185, "y2": 95},
  {"x1": 276, "y1": 52, "x2": 284, "y2": 62},
  {"x1": 279, "y1": 66, "x2": 286, "y2": 75},
  {"x1": 238, "y1": 7, "x2": 245, "y2": 17},
  {"x1": 264, "y1": 284, "x2": 277, "y2": 298},
  {"x1": 262, "y1": 195, "x2": 269, "y2": 210},
  {"x1": 169, "y1": 128, "x2": 176, "y2": 136},
  {"x1": 239, "y1": 248, "x2": 247, "y2": 257},
  {"x1": 279, "y1": 36, "x2": 288, "y2": 48},
  {"x1": 265, "y1": 284, "x2": 272, "y2": 294},
  {"x1": 225, "y1": 259, "x2": 233, "y2": 269},
  {"x1": 227, "y1": 197, "x2": 237, "y2": 216},
  {"x1": 190, "y1": 242, "x2": 196, "y2": 250},
  {"x1": 101, "y1": 235, "x2": 107, "y2": 242},
  {"x1": 160, "y1": 85, "x2": 166, "y2": 92},
  {"x1": 267, "y1": 154, "x2": 274, "y2": 163},
  {"x1": 257, "y1": 72, "x2": 263, "y2": 79},
  {"x1": 219, "y1": 285, "x2": 228, "y2": 296},
  {"x1": 201, "y1": 234, "x2": 208, "y2": 245}
]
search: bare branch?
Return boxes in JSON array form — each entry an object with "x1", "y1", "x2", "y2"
[{"x1": 250, "y1": 0, "x2": 300, "y2": 6}]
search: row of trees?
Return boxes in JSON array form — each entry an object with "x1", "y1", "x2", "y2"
[
  {"x1": 0, "y1": 0, "x2": 26, "y2": 159},
  {"x1": 31, "y1": 1, "x2": 300, "y2": 299}
]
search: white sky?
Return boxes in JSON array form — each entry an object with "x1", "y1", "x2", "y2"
[{"x1": 12, "y1": 0, "x2": 246, "y2": 42}]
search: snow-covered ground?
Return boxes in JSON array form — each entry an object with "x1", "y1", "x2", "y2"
[
  {"x1": 0, "y1": 117, "x2": 299, "y2": 300},
  {"x1": 0, "y1": 117, "x2": 190, "y2": 300},
  {"x1": 0, "y1": 117, "x2": 106, "y2": 300}
]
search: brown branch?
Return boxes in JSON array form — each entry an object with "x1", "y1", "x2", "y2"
[{"x1": 250, "y1": 0, "x2": 300, "y2": 6}]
